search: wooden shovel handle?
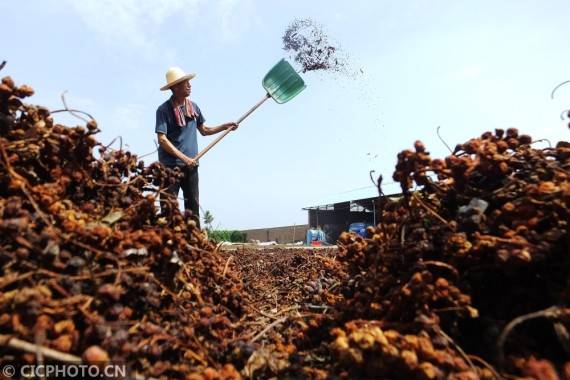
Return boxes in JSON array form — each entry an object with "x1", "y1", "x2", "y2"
[{"x1": 195, "y1": 93, "x2": 271, "y2": 161}]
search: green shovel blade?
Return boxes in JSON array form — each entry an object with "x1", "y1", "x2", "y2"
[{"x1": 262, "y1": 59, "x2": 306, "y2": 104}]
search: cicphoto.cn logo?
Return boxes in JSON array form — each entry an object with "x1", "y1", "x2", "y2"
[{"x1": 1, "y1": 364, "x2": 127, "y2": 379}]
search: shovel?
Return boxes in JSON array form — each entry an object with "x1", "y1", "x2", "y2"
[{"x1": 195, "y1": 59, "x2": 306, "y2": 160}]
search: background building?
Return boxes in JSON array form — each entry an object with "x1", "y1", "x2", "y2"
[{"x1": 241, "y1": 183, "x2": 401, "y2": 244}]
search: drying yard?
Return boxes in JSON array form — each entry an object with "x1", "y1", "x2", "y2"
[{"x1": 0, "y1": 71, "x2": 569, "y2": 379}]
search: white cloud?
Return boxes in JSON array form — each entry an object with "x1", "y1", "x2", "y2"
[
  {"x1": 62, "y1": 0, "x2": 257, "y2": 52},
  {"x1": 64, "y1": 0, "x2": 202, "y2": 54},
  {"x1": 217, "y1": 0, "x2": 255, "y2": 43}
]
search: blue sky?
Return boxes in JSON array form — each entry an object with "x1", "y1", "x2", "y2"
[{"x1": 2, "y1": 0, "x2": 569, "y2": 229}]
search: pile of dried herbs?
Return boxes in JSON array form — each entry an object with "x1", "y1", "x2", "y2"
[
  {"x1": 2, "y1": 68, "x2": 569, "y2": 380},
  {"x1": 0, "y1": 74, "x2": 245, "y2": 379},
  {"x1": 290, "y1": 130, "x2": 569, "y2": 379}
]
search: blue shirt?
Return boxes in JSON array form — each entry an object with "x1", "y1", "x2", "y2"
[{"x1": 155, "y1": 98, "x2": 205, "y2": 166}]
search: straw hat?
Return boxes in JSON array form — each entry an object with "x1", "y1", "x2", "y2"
[{"x1": 160, "y1": 67, "x2": 196, "y2": 91}]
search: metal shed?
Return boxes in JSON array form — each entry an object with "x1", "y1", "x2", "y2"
[{"x1": 303, "y1": 183, "x2": 401, "y2": 243}]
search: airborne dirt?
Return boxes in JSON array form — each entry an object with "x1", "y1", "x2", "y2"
[{"x1": 282, "y1": 18, "x2": 349, "y2": 74}]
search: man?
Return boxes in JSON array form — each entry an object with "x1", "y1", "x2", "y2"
[{"x1": 155, "y1": 67, "x2": 237, "y2": 228}]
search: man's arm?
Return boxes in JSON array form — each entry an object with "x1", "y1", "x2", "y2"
[
  {"x1": 156, "y1": 133, "x2": 197, "y2": 167},
  {"x1": 197, "y1": 122, "x2": 238, "y2": 136}
]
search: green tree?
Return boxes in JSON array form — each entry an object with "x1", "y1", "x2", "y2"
[{"x1": 203, "y1": 210, "x2": 214, "y2": 231}]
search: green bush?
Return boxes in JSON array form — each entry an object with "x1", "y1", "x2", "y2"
[{"x1": 208, "y1": 229, "x2": 246, "y2": 243}]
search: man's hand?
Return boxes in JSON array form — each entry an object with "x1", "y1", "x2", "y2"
[
  {"x1": 223, "y1": 122, "x2": 238, "y2": 131},
  {"x1": 198, "y1": 122, "x2": 238, "y2": 137},
  {"x1": 183, "y1": 156, "x2": 198, "y2": 167}
]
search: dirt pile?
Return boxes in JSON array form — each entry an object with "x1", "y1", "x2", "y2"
[{"x1": 0, "y1": 74, "x2": 245, "y2": 379}]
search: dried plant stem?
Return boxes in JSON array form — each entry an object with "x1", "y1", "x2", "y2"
[
  {"x1": 468, "y1": 355, "x2": 503, "y2": 380},
  {"x1": 497, "y1": 306, "x2": 565, "y2": 368},
  {"x1": 437, "y1": 126, "x2": 453, "y2": 154},
  {"x1": 421, "y1": 260, "x2": 460, "y2": 278},
  {"x1": 103, "y1": 135, "x2": 123, "y2": 151},
  {"x1": 67, "y1": 239, "x2": 120, "y2": 265},
  {"x1": 0, "y1": 334, "x2": 81, "y2": 362},
  {"x1": 553, "y1": 322, "x2": 570, "y2": 355},
  {"x1": 50, "y1": 108, "x2": 95, "y2": 121},
  {"x1": 273, "y1": 305, "x2": 299, "y2": 317},
  {"x1": 250, "y1": 316, "x2": 288, "y2": 343},
  {"x1": 250, "y1": 307, "x2": 282, "y2": 320},
  {"x1": 0, "y1": 139, "x2": 53, "y2": 226},
  {"x1": 138, "y1": 148, "x2": 158, "y2": 159},
  {"x1": 550, "y1": 80, "x2": 570, "y2": 99},
  {"x1": 434, "y1": 326, "x2": 476, "y2": 374},
  {"x1": 0, "y1": 271, "x2": 34, "y2": 290},
  {"x1": 222, "y1": 255, "x2": 233, "y2": 277},
  {"x1": 54, "y1": 90, "x2": 94, "y2": 123},
  {"x1": 0, "y1": 335, "x2": 150, "y2": 380},
  {"x1": 411, "y1": 193, "x2": 448, "y2": 224}
]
